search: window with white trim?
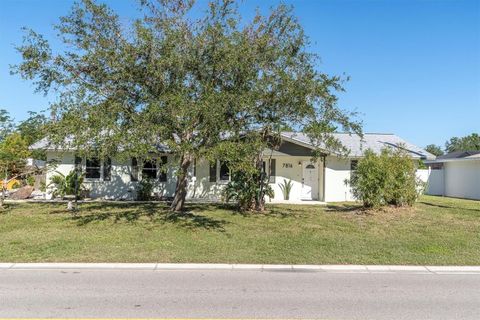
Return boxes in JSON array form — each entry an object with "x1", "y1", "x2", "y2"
[
  {"x1": 77, "y1": 156, "x2": 112, "y2": 181},
  {"x1": 85, "y1": 157, "x2": 101, "y2": 179},
  {"x1": 142, "y1": 159, "x2": 157, "y2": 179},
  {"x1": 219, "y1": 161, "x2": 230, "y2": 181}
]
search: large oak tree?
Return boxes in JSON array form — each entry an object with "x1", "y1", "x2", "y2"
[{"x1": 13, "y1": 0, "x2": 361, "y2": 211}]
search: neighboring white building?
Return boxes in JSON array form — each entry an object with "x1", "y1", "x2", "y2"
[
  {"x1": 425, "y1": 151, "x2": 480, "y2": 201},
  {"x1": 31, "y1": 132, "x2": 434, "y2": 203}
]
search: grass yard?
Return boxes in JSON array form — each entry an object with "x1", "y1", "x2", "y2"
[{"x1": 0, "y1": 195, "x2": 479, "y2": 265}]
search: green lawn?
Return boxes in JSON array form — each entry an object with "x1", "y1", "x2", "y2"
[{"x1": 0, "y1": 195, "x2": 479, "y2": 265}]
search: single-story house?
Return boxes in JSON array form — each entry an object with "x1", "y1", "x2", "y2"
[
  {"x1": 31, "y1": 132, "x2": 434, "y2": 203},
  {"x1": 425, "y1": 151, "x2": 480, "y2": 200}
]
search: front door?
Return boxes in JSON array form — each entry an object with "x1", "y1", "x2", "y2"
[{"x1": 301, "y1": 161, "x2": 318, "y2": 200}]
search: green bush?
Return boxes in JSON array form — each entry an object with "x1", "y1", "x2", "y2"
[
  {"x1": 26, "y1": 175, "x2": 35, "y2": 187},
  {"x1": 48, "y1": 170, "x2": 85, "y2": 199},
  {"x1": 39, "y1": 181, "x2": 46, "y2": 192},
  {"x1": 350, "y1": 148, "x2": 421, "y2": 208},
  {"x1": 135, "y1": 179, "x2": 154, "y2": 201},
  {"x1": 224, "y1": 171, "x2": 274, "y2": 211}
]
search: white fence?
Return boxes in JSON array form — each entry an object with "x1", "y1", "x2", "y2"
[{"x1": 417, "y1": 169, "x2": 444, "y2": 196}]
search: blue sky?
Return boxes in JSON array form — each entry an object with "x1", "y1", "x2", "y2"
[{"x1": 0, "y1": 0, "x2": 479, "y2": 148}]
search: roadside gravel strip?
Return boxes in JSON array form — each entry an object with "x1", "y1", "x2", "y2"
[{"x1": 1, "y1": 263, "x2": 480, "y2": 274}]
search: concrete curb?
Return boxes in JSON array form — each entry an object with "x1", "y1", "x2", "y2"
[{"x1": 1, "y1": 263, "x2": 480, "y2": 274}]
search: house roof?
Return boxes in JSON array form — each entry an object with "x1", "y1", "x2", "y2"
[
  {"x1": 29, "y1": 136, "x2": 171, "y2": 153},
  {"x1": 31, "y1": 132, "x2": 434, "y2": 160},
  {"x1": 426, "y1": 150, "x2": 480, "y2": 163},
  {"x1": 281, "y1": 132, "x2": 435, "y2": 160},
  {"x1": 30, "y1": 137, "x2": 55, "y2": 150}
]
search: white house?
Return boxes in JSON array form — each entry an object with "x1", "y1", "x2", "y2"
[
  {"x1": 31, "y1": 132, "x2": 434, "y2": 203},
  {"x1": 425, "y1": 151, "x2": 480, "y2": 200}
]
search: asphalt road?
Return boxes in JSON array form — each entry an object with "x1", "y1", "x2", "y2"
[{"x1": 0, "y1": 269, "x2": 479, "y2": 319}]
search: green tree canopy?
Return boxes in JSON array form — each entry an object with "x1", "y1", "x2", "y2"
[
  {"x1": 12, "y1": 0, "x2": 361, "y2": 211},
  {"x1": 445, "y1": 133, "x2": 480, "y2": 153},
  {"x1": 0, "y1": 109, "x2": 14, "y2": 142},
  {"x1": 0, "y1": 133, "x2": 31, "y2": 178},
  {"x1": 425, "y1": 144, "x2": 444, "y2": 157},
  {"x1": 17, "y1": 111, "x2": 48, "y2": 160}
]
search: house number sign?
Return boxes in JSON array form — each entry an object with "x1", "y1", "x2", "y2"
[{"x1": 282, "y1": 163, "x2": 293, "y2": 168}]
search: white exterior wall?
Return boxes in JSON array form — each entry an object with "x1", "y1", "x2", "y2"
[
  {"x1": 46, "y1": 152, "x2": 178, "y2": 200},
  {"x1": 186, "y1": 159, "x2": 227, "y2": 200},
  {"x1": 46, "y1": 152, "x2": 326, "y2": 202},
  {"x1": 323, "y1": 156, "x2": 355, "y2": 202},
  {"x1": 416, "y1": 169, "x2": 429, "y2": 185},
  {"x1": 267, "y1": 156, "x2": 324, "y2": 201},
  {"x1": 423, "y1": 169, "x2": 444, "y2": 196},
  {"x1": 444, "y1": 161, "x2": 480, "y2": 200},
  {"x1": 47, "y1": 151, "x2": 449, "y2": 203}
]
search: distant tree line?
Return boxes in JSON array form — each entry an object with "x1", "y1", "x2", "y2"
[{"x1": 425, "y1": 133, "x2": 480, "y2": 156}]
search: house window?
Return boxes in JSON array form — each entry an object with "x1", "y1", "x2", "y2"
[
  {"x1": 209, "y1": 161, "x2": 217, "y2": 182},
  {"x1": 74, "y1": 156, "x2": 83, "y2": 173},
  {"x1": 193, "y1": 158, "x2": 197, "y2": 177},
  {"x1": 85, "y1": 157, "x2": 101, "y2": 179},
  {"x1": 351, "y1": 160, "x2": 358, "y2": 171},
  {"x1": 269, "y1": 159, "x2": 276, "y2": 183},
  {"x1": 103, "y1": 157, "x2": 112, "y2": 181},
  {"x1": 131, "y1": 157, "x2": 139, "y2": 182},
  {"x1": 159, "y1": 156, "x2": 168, "y2": 182},
  {"x1": 219, "y1": 161, "x2": 230, "y2": 181},
  {"x1": 142, "y1": 159, "x2": 157, "y2": 179}
]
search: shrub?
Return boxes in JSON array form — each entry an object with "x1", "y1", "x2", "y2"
[
  {"x1": 224, "y1": 171, "x2": 274, "y2": 211},
  {"x1": 48, "y1": 170, "x2": 85, "y2": 199},
  {"x1": 135, "y1": 179, "x2": 154, "y2": 201},
  {"x1": 39, "y1": 181, "x2": 46, "y2": 192},
  {"x1": 383, "y1": 149, "x2": 420, "y2": 206},
  {"x1": 350, "y1": 148, "x2": 421, "y2": 208},
  {"x1": 26, "y1": 175, "x2": 35, "y2": 187},
  {"x1": 278, "y1": 179, "x2": 293, "y2": 200}
]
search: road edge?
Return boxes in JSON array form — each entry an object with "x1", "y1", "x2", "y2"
[{"x1": 1, "y1": 263, "x2": 480, "y2": 274}]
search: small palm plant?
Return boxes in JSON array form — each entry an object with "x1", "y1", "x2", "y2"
[
  {"x1": 48, "y1": 170, "x2": 84, "y2": 199},
  {"x1": 278, "y1": 179, "x2": 293, "y2": 200}
]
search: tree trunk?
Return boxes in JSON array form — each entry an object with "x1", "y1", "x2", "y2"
[
  {"x1": 170, "y1": 153, "x2": 192, "y2": 212},
  {"x1": 254, "y1": 154, "x2": 266, "y2": 212}
]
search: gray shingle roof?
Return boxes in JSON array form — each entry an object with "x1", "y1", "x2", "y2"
[
  {"x1": 29, "y1": 136, "x2": 171, "y2": 153},
  {"x1": 281, "y1": 132, "x2": 435, "y2": 160},
  {"x1": 426, "y1": 150, "x2": 480, "y2": 163},
  {"x1": 29, "y1": 137, "x2": 59, "y2": 150},
  {"x1": 31, "y1": 132, "x2": 435, "y2": 160},
  {"x1": 436, "y1": 151, "x2": 480, "y2": 160}
]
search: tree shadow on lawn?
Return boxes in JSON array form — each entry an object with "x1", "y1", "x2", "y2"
[
  {"x1": 325, "y1": 204, "x2": 362, "y2": 213},
  {"x1": 70, "y1": 202, "x2": 228, "y2": 232},
  {"x1": 2, "y1": 201, "x2": 63, "y2": 213},
  {"x1": 262, "y1": 206, "x2": 305, "y2": 218}
]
